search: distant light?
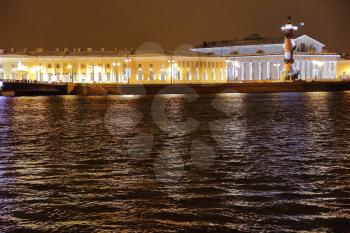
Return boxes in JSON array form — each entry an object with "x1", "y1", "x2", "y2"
[
  {"x1": 0, "y1": 81, "x2": 3, "y2": 88},
  {"x1": 300, "y1": 22, "x2": 305, "y2": 26}
]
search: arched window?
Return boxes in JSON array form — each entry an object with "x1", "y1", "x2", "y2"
[
  {"x1": 186, "y1": 69, "x2": 191, "y2": 81},
  {"x1": 149, "y1": 70, "x2": 154, "y2": 81},
  {"x1": 160, "y1": 71, "x2": 166, "y2": 81},
  {"x1": 195, "y1": 69, "x2": 200, "y2": 81},
  {"x1": 211, "y1": 69, "x2": 216, "y2": 80},
  {"x1": 137, "y1": 68, "x2": 144, "y2": 81},
  {"x1": 177, "y1": 70, "x2": 182, "y2": 80},
  {"x1": 220, "y1": 69, "x2": 224, "y2": 81},
  {"x1": 203, "y1": 71, "x2": 208, "y2": 81}
]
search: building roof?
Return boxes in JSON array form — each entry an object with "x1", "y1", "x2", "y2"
[{"x1": 196, "y1": 34, "x2": 284, "y2": 48}]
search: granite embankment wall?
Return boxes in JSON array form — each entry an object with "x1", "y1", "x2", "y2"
[{"x1": 2, "y1": 81, "x2": 350, "y2": 96}]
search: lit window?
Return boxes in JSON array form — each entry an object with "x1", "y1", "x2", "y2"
[
  {"x1": 107, "y1": 73, "x2": 111, "y2": 81},
  {"x1": 186, "y1": 70, "x2": 191, "y2": 81},
  {"x1": 203, "y1": 71, "x2": 208, "y2": 81},
  {"x1": 195, "y1": 69, "x2": 199, "y2": 81},
  {"x1": 211, "y1": 69, "x2": 216, "y2": 80},
  {"x1": 149, "y1": 70, "x2": 154, "y2": 81},
  {"x1": 137, "y1": 69, "x2": 143, "y2": 81},
  {"x1": 177, "y1": 70, "x2": 182, "y2": 80},
  {"x1": 220, "y1": 70, "x2": 224, "y2": 80}
]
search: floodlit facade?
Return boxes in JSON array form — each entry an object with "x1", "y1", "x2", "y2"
[
  {"x1": 192, "y1": 34, "x2": 341, "y2": 81},
  {"x1": 0, "y1": 34, "x2": 344, "y2": 84},
  {"x1": 338, "y1": 60, "x2": 350, "y2": 79},
  {"x1": 0, "y1": 51, "x2": 227, "y2": 84}
]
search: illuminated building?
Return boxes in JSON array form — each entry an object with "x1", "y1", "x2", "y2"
[
  {"x1": 0, "y1": 33, "x2": 344, "y2": 84},
  {"x1": 0, "y1": 50, "x2": 227, "y2": 84},
  {"x1": 192, "y1": 34, "x2": 340, "y2": 81}
]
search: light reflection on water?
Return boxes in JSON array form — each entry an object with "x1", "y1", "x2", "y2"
[{"x1": 0, "y1": 92, "x2": 350, "y2": 232}]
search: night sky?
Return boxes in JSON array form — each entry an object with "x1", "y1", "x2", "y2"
[{"x1": 0, "y1": 0, "x2": 349, "y2": 53}]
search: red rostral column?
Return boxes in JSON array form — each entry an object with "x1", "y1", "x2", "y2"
[{"x1": 281, "y1": 16, "x2": 299, "y2": 81}]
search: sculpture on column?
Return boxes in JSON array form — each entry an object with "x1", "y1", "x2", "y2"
[{"x1": 281, "y1": 16, "x2": 300, "y2": 81}]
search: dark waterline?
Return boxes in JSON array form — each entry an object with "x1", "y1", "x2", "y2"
[{"x1": 0, "y1": 93, "x2": 350, "y2": 232}]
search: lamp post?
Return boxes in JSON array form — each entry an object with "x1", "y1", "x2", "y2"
[
  {"x1": 17, "y1": 61, "x2": 27, "y2": 81},
  {"x1": 124, "y1": 58, "x2": 131, "y2": 84},
  {"x1": 168, "y1": 57, "x2": 175, "y2": 84},
  {"x1": 113, "y1": 62, "x2": 121, "y2": 83},
  {"x1": 67, "y1": 64, "x2": 73, "y2": 83}
]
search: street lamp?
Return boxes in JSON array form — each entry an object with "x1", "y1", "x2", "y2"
[
  {"x1": 124, "y1": 58, "x2": 131, "y2": 84},
  {"x1": 168, "y1": 57, "x2": 176, "y2": 84},
  {"x1": 17, "y1": 61, "x2": 27, "y2": 81},
  {"x1": 67, "y1": 64, "x2": 73, "y2": 83},
  {"x1": 112, "y1": 62, "x2": 121, "y2": 83}
]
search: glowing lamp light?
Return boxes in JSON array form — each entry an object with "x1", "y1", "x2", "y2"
[
  {"x1": 17, "y1": 61, "x2": 27, "y2": 71},
  {"x1": 67, "y1": 64, "x2": 73, "y2": 69},
  {"x1": 31, "y1": 66, "x2": 40, "y2": 72}
]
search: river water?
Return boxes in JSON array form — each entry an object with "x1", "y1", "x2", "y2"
[{"x1": 0, "y1": 92, "x2": 350, "y2": 232}]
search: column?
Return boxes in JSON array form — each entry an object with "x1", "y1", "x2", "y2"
[
  {"x1": 249, "y1": 62, "x2": 253, "y2": 80},
  {"x1": 102, "y1": 62, "x2": 106, "y2": 83},
  {"x1": 241, "y1": 62, "x2": 245, "y2": 81},
  {"x1": 258, "y1": 62, "x2": 262, "y2": 80},
  {"x1": 333, "y1": 62, "x2": 338, "y2": 79},
  {"x1": 301, "y1": 61, "x2": 305, "y2": 80},
  {"x1": 266, "y1": 62, "x2": 270, "y2": 80},
  {"x1": 78, "y1": 62, "x2": 81, "y2": 83},
  {"x1": 61, "y1": 62, "x2": 64, "y2": 82}
]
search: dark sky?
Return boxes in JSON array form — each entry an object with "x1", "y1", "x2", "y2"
[{"x1": 0, "y1": 0, "x2": 349, "y2": 53}]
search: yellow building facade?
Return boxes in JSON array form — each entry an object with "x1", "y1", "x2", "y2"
[
  {"x1": 0, "y1": 53, "x2": 227, "y2": 85},
  {"x1": 337, "y1": 60, "x2": 350, "y2": 79}
]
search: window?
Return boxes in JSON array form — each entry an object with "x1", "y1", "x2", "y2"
[
  {"x1": 149, "y1": 70, "x2": 155, "y2": 81},
  {"x1": 220, "y1": 70, "x2": 224, "y2": 80},
  {"x1": 203, "y1": 71, "x2": 208, "y2": 81},
  {"x1": 176, "y1": 70, "x2": 182, "y2": 80},
  {"x1": 211, "y1": 70, "x2": 216, "y2": 80},
  {"x1": 107, "y1": 73, "x2": 111, "y2": 81},
  {"x1": 98, "y1": 73, "x2": 102, "y2": 82},
  {"x1": 195, "y1": 69, "x2": 200, "y2": 81},
  {"x1": 137, "y1": 69, "x2": 143, "y2": 81},
  {"x1": 91, "y1": 73, "x2": 94, "y2": 82},
  {"x1": 186, "y1": 70, "x2": 191, "y2": 81},
  {"x1": 160, "y1": 70, "x2": 166, "y2": 81},
  {"x1": 0, "y1": 72, "x2": 4, "y2": 80}
]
